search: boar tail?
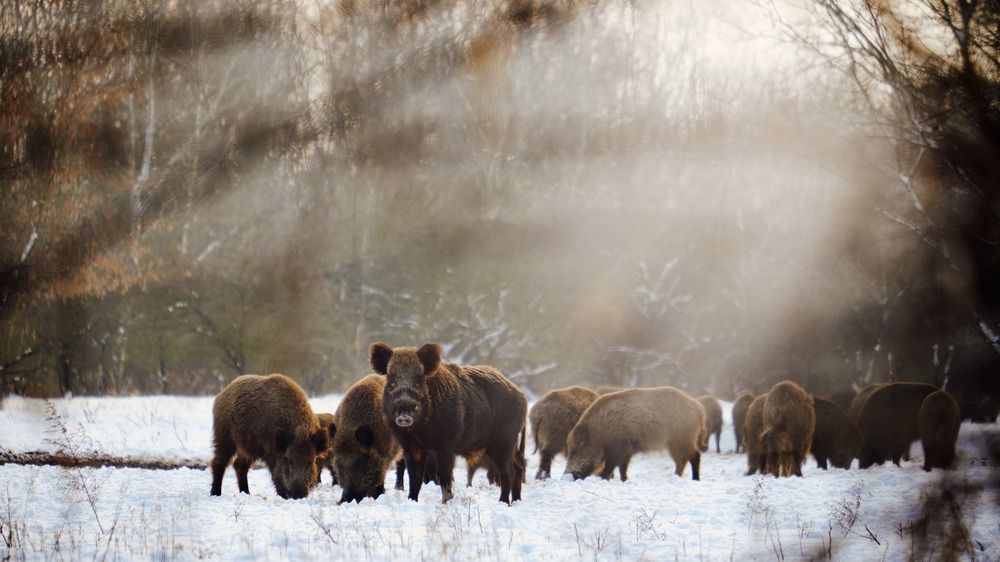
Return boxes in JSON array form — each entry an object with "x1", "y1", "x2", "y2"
[
  {"x1": 531, "y1": 420, "x2": 539, "y2": 455},
  {"x1": 698, "y1": 423, "x2": 709, "y2": 452}
]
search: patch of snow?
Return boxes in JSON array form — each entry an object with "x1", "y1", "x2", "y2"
[{"x1": 0, "y1": 395, "x2": 996, "y2": 561}]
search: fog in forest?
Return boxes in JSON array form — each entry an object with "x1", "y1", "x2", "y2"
[{"x1": 2, "y1": 0, "x2": 997, "y2": 409}]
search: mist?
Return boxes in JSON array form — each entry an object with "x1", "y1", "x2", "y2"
[{"x1": 1, "y1": 0, "x2": 995, "y2": 404}]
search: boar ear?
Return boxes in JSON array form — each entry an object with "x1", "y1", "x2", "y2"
[
  {"x1": 276, "y1": 430, "x2": 294, "y2": 453},
  {"x1": 312, "y1": 428, "x2": 330, "y2": 454},
  {"x1": 355, "y1": 425, "x2": 376, "y2": 449},
  {"x1": 370, "y1": 342, "x2": 393, "y2": 375},
  {"x1": 417, "y1": 343, "x2": 442, "y2": 375}
]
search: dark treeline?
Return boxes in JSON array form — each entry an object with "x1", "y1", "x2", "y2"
[{"x1": 1, "y1": 0, "x2": 997, "y2": 407}]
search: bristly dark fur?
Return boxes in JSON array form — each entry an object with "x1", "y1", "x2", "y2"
[
  {"x1": 697, "y1": 395, "x2": 724, "y2": 454},
  {"x1": 760, "y1": 381, "x2": 815, "y2": 478},
  {"x1": 809, "y1": 396, "x2": 860, "y2": 470},
  {"x1": 371, "y1": 342, "x2": 527, "y2": 505},
  {"x1": 529, "y1": 385, "x2": 598, "y2": 480},
  {"x1": 743, "y1": 395, "x2": 766, "y2": 475},
  {"x1": 565, "y1": 387, "x2": 705, "y2": 482},
  {"x1": 210, "y1": 374, "x2": 329, "y2": 499},
  {"x1": 919, "y1": 390, "x2": 961, "y2": 471},
  {"x1": 732, "y1": 390, "x2": 754, "y2": 454},
  {"x1": 856, "y1": 382, "x2": 938, "y2": 469},
  {"x1": 331, "y1": 374, "x2": 405, "y2": 503}
]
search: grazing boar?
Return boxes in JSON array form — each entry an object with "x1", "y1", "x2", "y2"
[
  {"x1": 760, "y1": 381, "x2": 815, "y2": 477},
  {"x1": 809, "y1": 397, "x2": 860, "y2": 470},
  {"x1": 210, "y1": 374, "x2": 330, "y2": 499},
  {"x1": 856, "y1": 382, "x2": 938, "y2": 469},
  {"x1": 697, "y1": 395, "x2": 723, "y2": 453},
  {"x1": 564, "y1": 387, "x2": 705, "y2": 481},
  {"x1": 371, "y1": 342, "x2": 527, "y2": 504},
  {"x1": 743, "y1": 395, "x2": 767, "y2": 475},
  {"x1": 315, "y1": 413, "x2": 337, "y2": 485},
  {"x1": 530, "y1": 386, "x2": 599, "y2": 480},
  {"x1": 732, "y1": 390, "x2": 755, "y2": 454},
  {"x1": 331, "y1": 374, "x2": 406, "y2": 503},
  {"x1": 919, "y1": 390, "x2": 961, "y2": 471}
]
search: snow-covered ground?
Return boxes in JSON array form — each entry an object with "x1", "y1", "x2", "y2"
[{"x1": 1, "y1": 394, "x2": 997, "y2": 561}]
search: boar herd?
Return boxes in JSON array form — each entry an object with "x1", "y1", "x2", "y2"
[
  {"x1": 209, "y1": 343, "x2": 983, "y2": 504},
  {"x1": 739, "y1": 380, "x2": 969, "y2": 477}
]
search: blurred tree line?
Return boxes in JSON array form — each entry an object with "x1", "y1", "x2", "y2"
[{"x1": 0, "y1": 0, "x2": 996, "y2": 410}]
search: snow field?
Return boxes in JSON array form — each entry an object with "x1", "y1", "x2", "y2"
[{"x1": 1, "y1": 395, "x2": 997, "y2": 561}]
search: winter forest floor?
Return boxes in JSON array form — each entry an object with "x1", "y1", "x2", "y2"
[{"x1": 1, "y1": 394, "x2": 997, "y2": 561}]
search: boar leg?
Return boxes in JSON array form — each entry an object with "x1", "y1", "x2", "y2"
[
  {"x1": 436, "y1": 451, "x2": 457, "y2": 504},
  {"x1": 394, "y1": 460, "x2": 406, "y2": 490},
  {"x1": 488, "y1": 444, "x2": 515, "y2": 505},
  {"x1": 618, "y1": 456, "x2": 631, "y2": 481},
  {"x1": 669, "y1": 448, "x2": 687, "y2": 478},
  {"x1": 234, "y1": 455, "x2": 253, "y2": 494},
  {"x1": 210, "y1": 437, "x2": 236, "y2": 496},
  {"x1": 767, "y1": 451, "x2": 782, "y2": 477},
  {"x1": 536, "y1": 448, "x2": 554, "y2": 481},
  {"x1": 405, "y1": 451, "x2": 427, "y2": 501},
  {"x1": 510, "y1": 456, "x2": 523, "y2": 503},
  {"x1": 689, "y1": 451, "x2": 701, "y2": 481}
]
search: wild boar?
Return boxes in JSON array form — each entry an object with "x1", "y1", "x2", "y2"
[
  {"x1": 331, "y1": 374, "x2": 405, "y2": 503},
  {"x1": 315, "y1": 412, "x2": 337, "y2": 485},
  {"x1": 210, "y1": 374, "x2": 329, "y2": 499},
  {"x1": 856, "y1": 382, "x2": 938, "y2": 468},
  {"x1": 371, "y1": 342, "x2": 527, "y2": 504},
  {"x1": 732, "y1": 390, "x2": 755, "y2": 454},
  {"x1": 564, "y1": 387, "x2": 705, "y2": 481},
  {"x1": 919, "y1": 389, "x2": 961, "y2": 471},
  {"x1": 760, "y1": 381, "x2": 815, "y2": 478},
  {"x1": 809, "y1": 397, "x2": 860, "y2": 470},
  {"x1": 743, "y1": 395, "x2": 767, "y2": 475},
  {"x1": 697, "y1": 395, "x2": 724, "y2": 453},
  {"x1": 530, "y1": 386, "x2": 599, "y2": 480}
]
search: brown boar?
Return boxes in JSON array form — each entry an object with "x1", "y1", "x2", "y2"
[
  {"x1": 743, "y1": 395, "x2": 767, "y2": 475},
  {"x1": 564, "y1": 387, "x2": 705, "y2": 481},
  {"x1": 697, "y1": 395, "x2": 723, "y2": 453},
  {"x1": 530, "y1": 386, "x2": 599, "y2": 480},
  {"x1": 809, "y1": 397, "x2": 860, "y2": 470},
  {"x1": 760, "y1": 381, "x2": 815, "y2": 477},
  {"x1": 315, "y1": 413, "x2": 337, "y2": 485},
  {"x1": 856, "y1": 382, "x2": 938, "y2": 469},
  {"x1": 732, "y1": 390, "x2": 754, "y2": 454},
  {"x1": 210, "y1": 374, "x2": 330, "y2": 499},
  {"x1": 371, "y1": 342, "x2": 527, "y2": 504},
  {"x1": 331, "y1": 374, "x2": 406, "y2": 503},
  {"x1": 465, "y1": 449, "x2": 499, "y2": 486},
  {"x1": 847, "y1": 383, "x2": 887, "y2": 425},
  {"x1": 919, "y1": 390, "x2": 961, "y2": 471}
]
